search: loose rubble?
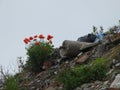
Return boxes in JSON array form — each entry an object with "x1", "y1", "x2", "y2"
[
  {"x1": 1, "y1": 25, "x2": 120, "y2": 90},
  {"x1": 16, "y1": 28, "x2": 120, "y2": 90}
]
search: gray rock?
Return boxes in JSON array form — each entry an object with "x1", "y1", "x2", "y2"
[
  {"x1": 110, "y1": 74, "x2": 120, "y2": 89},
  {"x1": 60, "y1": 40, "x2": 97, "y2": 57},
  {"x1": 81, "y1": 83, "x2": 94, "y2": 88},
  {"x1": 36, "y1": 88, "x2": 40, "y2": 90},
  {"x1": 74, "y1": 87, "x2": 82, "y2": 90},
  {"x1": 30, "y1": 86, "x2": 36, "y2": 90},
  {"x1": 83, "y1": 87, "x2": 94, "y2": 90},
  {"x1": 115, "y1": 63, "x2": 120, "y2": 68},
  {"x1": 0, "y1": 87, "x2": 3, "y2": 90}
]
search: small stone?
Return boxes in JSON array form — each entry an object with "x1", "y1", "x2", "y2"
[
  {"x1": 74, "y1": 87, "x2": 82, "y2": 90},
  {"x1": 84, "y1": 87, "x2": 94, "y2": 90},
  {"x1": 75, "y1": 51, "x2": 91, "y2": 64},
  {"x1": 54, "y1": 71, "x2": 57, "y2": 74},
  {"x1": 28, "y1": 81, "x2": 34, "y2": 86},
  {"x1": 36, "y1": 88, "x2": 39, "y2": 90},
  {"x1": 45, "y1": 87, "x2": 57, "y2": 90},
  {"x1": 65, "y1": 61, "x2": 69, "y2": 64},
  {"x1": 30, "y1": 86, "x2": 36, "y2": 90},
  {"x1": 110, "y1": 74, "x2": 120, "y2": 89},
  {"x1": 115, "y1": 63, "x2": 120, "y2": 68},
  {"x1": 36, "y1": 80, "x2": 41, "y2": 83},
  {"x1": 104, "y1": 81, "x2": 109, "y2": 85}
]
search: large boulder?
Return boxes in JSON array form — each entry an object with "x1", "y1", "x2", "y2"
[{"x1": 59, "y1": 40, "x2": 96, "y2": 57}]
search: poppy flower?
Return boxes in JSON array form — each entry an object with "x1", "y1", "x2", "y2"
[
  {"x1": 39, "y1": 34, "x2": 45, "y2": 39},
  {"x1": 23, "y1": 38, "x2": 30, "y2": 44},
  {"x1": 26, "y1": 38, "x2": 30, "y2": 42},
  {"x1": 35, "y1": 42, "x2": 40, "y2": 45},
  {"x1": 34, "y1": 35, "x2": 38, "y2": 38},
  {"x1": 29, "y1": 36, "x2": 33, "y2": 40},
  {"x1": 23, "y1": 39, "x2": 28, "y2": 44},
  {"x1": 47, "y1": 35, "x2": 53, "y2": 40},
  {"x1": 49, "y1": 40, "x2": 52, "y2": 44}
]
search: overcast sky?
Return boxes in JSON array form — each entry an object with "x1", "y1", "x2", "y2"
[{"x1": 0, "y1": 0, "x2": 120, "y2": 73}]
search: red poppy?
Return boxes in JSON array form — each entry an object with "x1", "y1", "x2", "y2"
[
  {"x1": 39, "y1": 34, "x2": 45, "y2": 39},
  {"x1": 23, "y1": 38, "x2": 30, "y2": 44},
  {"x1": 49, "y1": 40, "x2": 52, "y2": 44},
  {"x1": 35, "y1": 42, "x2": 40, "y2": 45},
  {"x1": 34, "y1": 35, "x2": 38, "y2": 38},
  {"x1": 47, "y1": 35, "x2": 53, "y2": 40},
  {"x1": 25, "y1": 38, "x2": 30, "y2": 42},
  {"x1": 29, "y1": 36, "x2": 33, "y2": 40},
  {"x1": 23, "y1": 39, "x2": 28, "y2": 44}
]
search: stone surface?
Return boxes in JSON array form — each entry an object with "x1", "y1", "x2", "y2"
[
  {"x1": 110, "y1": 74, "x2": 120, "y2": 89},
  {"x1": 74, "y1": 80, "x2": 110, "y2": 90},
  {"x1": 59, "y1": 40, "x2": 96, "y2": 57},
  {"x1": 45, "y1": 87, "x2": 57, "y2": 90},
  {"x1": 75, "y1": 51, "x2": 92, "y2": 64},
  {"x1": 2, "y1": 30, "x2": 120, "y2": 90}
]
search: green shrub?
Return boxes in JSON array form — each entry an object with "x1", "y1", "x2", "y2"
[
  {"x1": 74, "y1": 65, "x2": 93, "y2": 83},
  {"x1": 90, "y1": 58, "x2": 108, "y2": 80},
  {"x1": 56, "y1": 68, "x2": 80, "y2": 90},
  {"x1": 24, "y1": 34, "x2": 54, "y2": 73},
  {"x1": 4, "y1": 76, "x2": 19, "y2": 90},
  {"x1": 55, "y1": 58, "x2": 108, "y2": 90},
  {"x1": 26, "y1": 42, "x2": 53, "y2": 72}
]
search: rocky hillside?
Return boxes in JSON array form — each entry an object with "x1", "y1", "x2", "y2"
[{"x1": 1, "y1": 25, "x2": 120, "y2": 90}]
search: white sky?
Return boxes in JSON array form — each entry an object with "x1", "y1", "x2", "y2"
[{"x1": 0, "y1": 0, "x2": 120, "y2": 73}]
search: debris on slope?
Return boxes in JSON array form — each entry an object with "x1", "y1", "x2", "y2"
[
  {"x1": 2, "y1": 24, "x2": 120, "y2": 90},
  {"x1": 18, "y1": 25, "x2": 120, "y2": 90}
]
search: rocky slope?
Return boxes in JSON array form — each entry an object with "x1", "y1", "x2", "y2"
[
  {"x1": 17, "y1": 31, "x2": 120, "y2": 90},
  {"x1": 1, "y1": 26, "x2": 120, "y2": 90}
]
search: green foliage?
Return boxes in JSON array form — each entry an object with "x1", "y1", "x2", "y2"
[
  {"x1": 56, "y1": 68, "x2": 80, "y2": 90},
  {"x1": 90, "y1": 58, "x2": 108, "y2": 80},
  {"x1": 93, "y1": 26, "x2": 97, "y2": 33},
  {"x1": 26, "y1": 42, "x2": 53, "y2": 73},
  {"x1": 103, "y1": 44, "x2": 120, "y2": 61},
  {"x1": 74, "y1": 65, "x2": 93, "y2": 83},
  {"x1": 3, "y1": 76, "x2": 19, "y2": 90},
  {"x1": 56, "y1": 58, "x2": 108, "y2": 90}
]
